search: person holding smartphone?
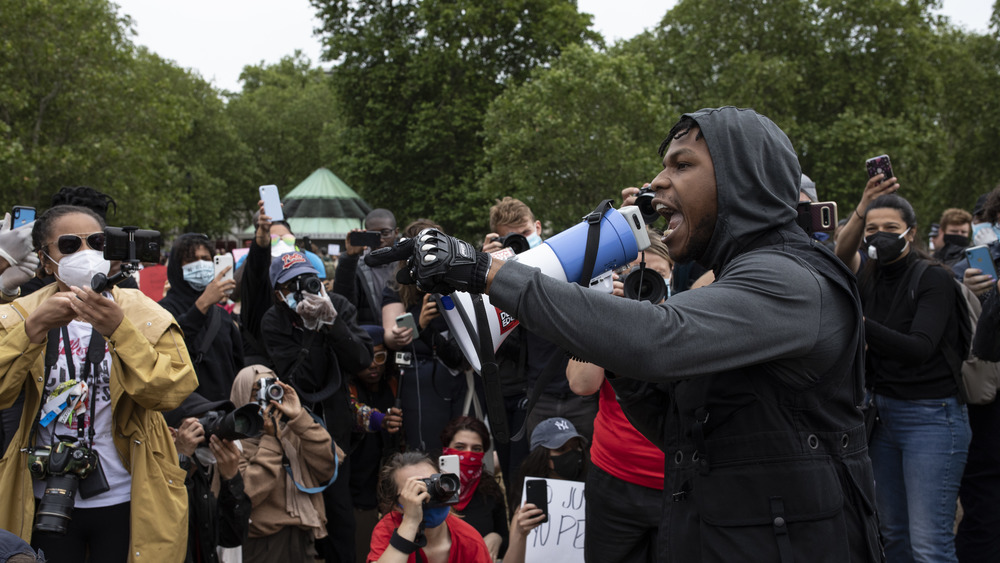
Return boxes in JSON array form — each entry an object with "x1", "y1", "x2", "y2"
[
  {"x1": 381, "y1": 220, "x2": 468, "y2": 453},
  {"x1": 335, "y1": 209, "x2": 400, "y2": 326},
  {"x1": 836, "y1": 182, "x2": 971, "y2": 563},
  {"x1": 0, "y1": 205, "x2": 198, "y2": 562},
  {"x1": 159, "y1": 233, "x2": 242, "y2": 402}
]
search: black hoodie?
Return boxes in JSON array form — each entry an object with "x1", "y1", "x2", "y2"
[{"x1": 159, "y1": 234, "x2": 243, "y2": 402}]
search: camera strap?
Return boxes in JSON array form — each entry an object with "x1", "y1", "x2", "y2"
[
  {"x1": 275, "y1": 409, "x2": 339, "y2": 494},
  {"x1": 579, "y1": 199, "x2": 614, "y2": 287},
  {"x1": 62, "y1": 325, "x2": 104, "y2": 448}
]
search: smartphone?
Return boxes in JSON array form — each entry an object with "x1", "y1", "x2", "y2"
[
  {"x1": 12, "y1": 206, "x2": 35, "y2": 229},
  {"x1": 214, "y1": 253, "x2": 235, "y2": 294},
  {"x1": 348, "y1": 231, "x2": 382, "y2": 248},
  {"x1": 966, "y1": 245, "x2": 998, "y2": 281},
  {"x1": 439, "y1": 454, "x2": 460, "y2": 477},
  {"x1": 866, "y1": 155, "x2": 895, "y2": 184},
  {"x1": 103, "y1": 227, "x2": 161, "y2": 263},
  {"x1": 525, "y1": 478, "x2": 548, "y2": 523},
  {"x1": 396, "y1": 312, "x2": 419, "y2": 339},
  {"x1": 258, "y1": 184, "x2": 284, "y2": 222}
]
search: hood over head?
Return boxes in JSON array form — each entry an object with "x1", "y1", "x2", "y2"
[
  {"x1": 159, "y1": 233, "x2": 212, "y2": 315},
  {"x1": 680, "y1": 107, "x2": 801, "y2": 272}
]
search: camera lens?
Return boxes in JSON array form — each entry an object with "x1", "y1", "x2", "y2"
[
  {"x1": 623, "y1": 266, "x2": 668, "y2": 303},
  {"x1": 266, "y1": 384, "x2": 284, "y2": 402},
  {"x1": 302, "y1": 276, "x2": 323, "y2": 295},
  {"x1": 34, "y1": 473, "x2": 80, "y2": 535},
  {"x1": 635, "y1": 188, "x2": 659, "y2": 225},
  {"x1": 496, "y1": 233, "x2": 530, "y2": 254}
]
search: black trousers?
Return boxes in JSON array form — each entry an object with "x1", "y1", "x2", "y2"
[
  {"x1": 495, "y1": 393, "x2": 529, "y2": 491},
  {"x1": 31, "y1": 501, "x2": 130, "y2": 563},
  {"x1": 316, "y1": 460, "x2": 355, "y2": 563},
  {"x1": 584, "y1": 464, "x2": 662, "y2": 563},
  {"x1": 957, "y1": 398, "x2": 1000, "y2": 562}
]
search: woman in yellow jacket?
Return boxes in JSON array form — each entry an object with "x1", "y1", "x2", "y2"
[{"x1": 0, "y1": 205, "x2": 197, "y2": 562}]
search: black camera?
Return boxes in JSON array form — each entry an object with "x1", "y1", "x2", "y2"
[
  {"x1": 622, "y1": 264, "x2": 669, "y2": 303},
  {"x1": 256, "y1": 377, "x2": 284, "y2": 409},
  {"x1": 635, "y1": 186, "x2": 659, "y2": 225},
  {"x1": 92, "y1": 226, "x2": 162, "y2": 292},
  {"x1": 199, "y1": 404, "x2": 264, "y2": 442},
  {"x1": 290, "y1": 274, "x2": 323, "y2": 297},
  {"x1": 29, "y1": 442, "x2": 108, "y2": 535},
  {"x1": 490, "y1": 233, "x2": 530, "y2": 254},
  {"x1": 419, "y1": 473, "x2": 460, "y2": 508}
]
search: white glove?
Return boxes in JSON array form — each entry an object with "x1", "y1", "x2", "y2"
[
  {"x1": 0, "y1": 252, "x2": 38, "y2": 296},
  {"x1": 295, "y1": 291, "x2": 337, "y2": 331},
  {"x1": 0, "y1": 213, "x2": 35, "y2": 269}
]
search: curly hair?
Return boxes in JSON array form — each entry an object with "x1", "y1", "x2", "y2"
[
  {"x1": 658, "y1": 115, "x2": 704, "y2": 157},
  {"x1": 981, "y1": 185, "x2": 1000, "y2": 225},
  {"x1": 50, "y1": 186, "x2": 117, "y2": 220},
  {"x1": 171, "y1": 233, "x2": 212, "y2": 266},
  {"x1": 376, "y1": 451, "x2": 439, "y2": 515}
]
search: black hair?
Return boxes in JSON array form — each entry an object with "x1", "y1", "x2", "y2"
[
  {"x1": 509, "y1": 436, "x2": 587, "y2": 516},
  {"x1": 172, "y1": 234, "x2": 212, "y2": 266},
  {"x1": 864, "y1": 194, "x2": 917, "y2": 229},
  {"x1": 271, "y1": 220, "x2": 293, "y2": 235},
  {"x1": 32, "y1": 205, "x2": 105, "y2": 253},
  {"x1": 50, "y1": 186, "x2": 117, "y2": 220},
  {"x1": 365, "y1": 208, "x2": 397, "y2": 229},
  {"x1": 981, "y1": 185, "x2": 1000, "y2": 225},
  {"x1": 439, "y1": 416, "x2": 506, "y2": 509},
  {"x1": 658, "y1": 115, "x2": 704, "y2": 157}
]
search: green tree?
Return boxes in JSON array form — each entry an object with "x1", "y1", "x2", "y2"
[
  {"x1": 312, "y1": 0, "x2": 600, "y2": 238},
  {"x1": 226, "y1": 52, "x2": 341, "y2": 194},
  {"x1": 480, "y1": 44, "x2": 670, "y2": 232}
]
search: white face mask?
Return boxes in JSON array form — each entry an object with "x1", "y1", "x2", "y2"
[
  {"x1": 526, "y1": 232, "x2": 543, "y2": 249},
  {"x1": 271, "y1": 241, "x2": 296, "y2": 258},
  {"x1": 50, "y1": 250, "x2": 110, "y2": 290},
  {"x1": 182, "y1": 260, "x2": 215, "y2": 291}
]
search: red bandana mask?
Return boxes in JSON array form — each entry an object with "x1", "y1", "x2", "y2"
[{"x1": 443, "y1": 447, "x2": 484, "y2": 511}]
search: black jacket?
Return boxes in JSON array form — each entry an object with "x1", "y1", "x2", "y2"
[
  {"x1": 260, "y1": 292, "x2": 373, "y2": 447},
  {"x1": 184, "y1": 459, "x2": 251, "y2": 563},
  {"x1": 159, "y1": 235, "x2": 243, "y2": 402}
]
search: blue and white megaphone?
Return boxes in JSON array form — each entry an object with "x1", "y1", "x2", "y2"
[{"x1": 436, "y1": 204, "x2": 651, "y2": 372}]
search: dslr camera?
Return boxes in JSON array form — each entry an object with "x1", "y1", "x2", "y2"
[
  {"x1": 198, "y1": 404, "x2": 264, "y2": 442},
  {"x1": 634, "y1": 186, "x2": 659, "y2": 224},
  {"x1": 289, "y1": 274, "x2": 323, "y2": 298},
  {"x1": 419, "y1": 473, "x2": 460, "y2": 508},
  {"x1": 256, "y1": 376, "x2": 284, "y2": 409},
  {"x1": 29, "y1": 441, "x2": 109, "y2": 534},
  {"x1": 490, "y1": 233, "x2": 530, "y2": 255}
]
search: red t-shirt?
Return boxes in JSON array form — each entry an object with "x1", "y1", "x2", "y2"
[
  {"x1": 590, "y1": 380, "x2": 666, "y2": 490},
  {"x1": 367, "y1": 511, "x2": 492, "y2": 563}
]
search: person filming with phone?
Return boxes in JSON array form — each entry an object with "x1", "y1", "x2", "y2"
[
  {"x1": 836, "y1": 172, "x2": 971, "y2": 563},
  {"x1": 0, "y1": 205, "x2": 198, "y2": 562},
  {"x1": 159, "y1": 233, "x2": 242, "y2": 402}
]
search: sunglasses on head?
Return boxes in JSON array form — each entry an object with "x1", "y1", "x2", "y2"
[
  {"x1": 47, "y1": 232, "x2": 106, "y2": 255},
  {"x1": 270, "y1": 234, "x2": 296, "y2": 246}
]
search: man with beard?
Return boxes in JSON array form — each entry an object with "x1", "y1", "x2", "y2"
[{"x1": 374, "y1": 107, "x2": 881, "y2": 562}]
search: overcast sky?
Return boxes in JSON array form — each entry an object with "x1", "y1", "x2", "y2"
[{"x1": 114, "y1": 0, "x2": 992, "y2": 93}]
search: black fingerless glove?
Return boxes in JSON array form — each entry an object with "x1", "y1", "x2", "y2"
[{"x1": 412, "y1": 229, "x2": 492, "y2": 294}]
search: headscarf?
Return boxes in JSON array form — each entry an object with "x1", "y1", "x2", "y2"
[{"x1": 231, "y1": 365, "x2": 325, "y2": 538}]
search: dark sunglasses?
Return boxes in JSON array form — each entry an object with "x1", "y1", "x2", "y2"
[{"x1": 46, "y1": 232, "x2": 106, "y2": 255}]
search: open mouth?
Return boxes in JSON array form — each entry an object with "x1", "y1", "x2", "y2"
[{"x1": 656, "y1": 202, "x2": 680, "y2": 236}]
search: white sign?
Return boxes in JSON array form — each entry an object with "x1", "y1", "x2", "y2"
[
  {"x1": 328, "y1": 243, "x2": 341, "y2": 256},
  {"x1": 521, "y1": 477, "x2": 586, "y2": 563}
]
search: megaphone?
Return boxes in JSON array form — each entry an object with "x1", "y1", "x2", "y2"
[{"x1": 435, "y1": 205, "x2": 651, "y2": 372}]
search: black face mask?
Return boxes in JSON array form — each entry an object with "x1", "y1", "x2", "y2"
[
  {"x1": 942, "y1": 234, "x2": 970, "y2": 248},
  {"x1": 865, "y1": 228, "x2": 910, "y2": 263},
  {"x1": 550, "y1": 448, "x2": 584, "y2": 481}
]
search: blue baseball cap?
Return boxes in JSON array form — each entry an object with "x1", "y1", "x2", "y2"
[{"x1": 269, "y1": 251, "x2": 319, "y2": 287}]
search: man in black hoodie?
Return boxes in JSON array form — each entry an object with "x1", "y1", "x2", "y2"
[{"x1": 375, "y1": 107, "x2": 881, "y2": 562}]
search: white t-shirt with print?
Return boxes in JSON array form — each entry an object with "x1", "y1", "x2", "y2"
[{"x1": 33, "y1": 318, "x2": 132, "y2": 508}]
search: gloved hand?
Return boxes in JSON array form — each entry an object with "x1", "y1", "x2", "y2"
[
  {"x1": 0, "y1": 252, "x2": 39, "y2": 295},
  {"x1": 0, "y1": 213, "x2": 35, "y2": 269},
  {"x1": 403, "y1": 229, "x2": 492, "y2": 295},
  {"x1": 296, "y1": 291, "x2": 337, "y2": 330}
]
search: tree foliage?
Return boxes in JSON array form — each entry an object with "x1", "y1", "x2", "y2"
[{"x1": 312, "y1": 0, "x2": 600, "y2": 238}]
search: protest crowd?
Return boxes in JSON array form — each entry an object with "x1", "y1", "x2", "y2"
[{"x1": 3, "y1": 105, "x2": 1000, "y2": 563}]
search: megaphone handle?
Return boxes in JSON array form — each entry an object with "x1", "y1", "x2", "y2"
[{"x1": 472, "y1": 295, "x2": 509, "y2": 444}]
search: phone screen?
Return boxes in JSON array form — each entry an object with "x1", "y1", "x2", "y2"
[
  {"x1": 259, "y1": 185, "x2": 284, "y2": 221},
  {"x1": 525, "y1": 478, "x2": 548, "y2": 522},
  {"x1": 966, "y1": 245, "x2": 998, "y2": 281}
]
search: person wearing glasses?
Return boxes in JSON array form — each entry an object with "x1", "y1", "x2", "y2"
[
  {"x1": 348, "y1": 324, "x2": 404, "y2": 560},
  {"x1": 159, "y1": 233, "x2": 242, "y2": 402},
  {"x1": 335, "y1": 209, "x2": 400, "y2": 326},
  {"x1": 0, "y1": 205, "x2": 197, "y2": 562}
]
